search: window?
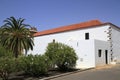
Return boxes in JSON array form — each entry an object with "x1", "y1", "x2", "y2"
[
  {"x1": 98, "y1": 49, "x2": 102, "y2": 57},
  {"x1": 53, "y1": 39, "x2": 55, "y2": 42},
  {"x1": 85, "y1": 33, "x2": 89, "y2": 40},
  {"x1": 105, "y1": 50, "x2": 108, "y2": 64}
]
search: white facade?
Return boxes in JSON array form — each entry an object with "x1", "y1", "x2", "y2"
[
  {"x1": 28, "y1": 23, "x2": 120, "y2": 68},
  {"x1": 111, "y1": 26, "x2": 120, "y2": 62},
  {"x1": 94, "y1": 40, "x2": 110, "y2": 67}
]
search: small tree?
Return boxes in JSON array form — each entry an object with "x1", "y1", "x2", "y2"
[{"x1": 45, "y1": 42, "x2": 78, "y2": 71}]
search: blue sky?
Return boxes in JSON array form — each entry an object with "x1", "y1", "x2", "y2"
[{"x1": 0, "y1": 0, "x2": 120, "y2": 31}]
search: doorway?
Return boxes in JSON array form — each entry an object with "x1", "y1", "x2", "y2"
[{"x1": 105, "y1": 50, "x2": 108, "y2": 64}]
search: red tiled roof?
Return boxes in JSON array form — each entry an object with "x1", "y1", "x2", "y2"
[{"x1": 34, "y1": 20, "x2": 103, "y2": 37}]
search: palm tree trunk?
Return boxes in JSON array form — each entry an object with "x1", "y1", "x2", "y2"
[
  {"x1": 15, "y1": 40, "x2": 19, "y2": 58},
  {"x1": 15, "y1": 49, "x2": 18, "y2": 58}
]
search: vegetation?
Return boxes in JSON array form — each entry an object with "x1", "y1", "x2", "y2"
[
  {"x1": 0, "y1": 16, "x2": 34, "y2": 58},
  {"x1": 21, "y1": 54, "x2": 50, "y2": 76},
  {"x1": 0, "y1": 45, "x2": 13, "y2": 58},
  {"x1": 45, "y1": 42, "x2": 78, "y2": 71},
  {"x1": 0, "y1": 55, "x2": 51, "y2": 80},
  {"x1": 0, "y1": 58, "x2": 16, "y2": 80}
]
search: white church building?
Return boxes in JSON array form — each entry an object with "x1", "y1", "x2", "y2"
[{"x1": 28, "y1": 20, "x2": 120, "y2": 68}]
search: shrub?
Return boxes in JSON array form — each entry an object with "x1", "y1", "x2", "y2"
[
  {"x1": 0, "y1": 58, "x2": 16, "y2": 80},
  {"x1": 45, "y1": 42, "x2": 78, "y2": 71},
  {"x1": 14, "y1": 56, "x2": 26, "y2": 72},
  {"x1": 45, "y1": 42, "x2": 59, "y2": 68},
  {"x1": 0, "y1": 56, "x2": 26, "y2": 80},
  {"x1": 21, "y1": 54, "x2": 50, "y2": 76}
]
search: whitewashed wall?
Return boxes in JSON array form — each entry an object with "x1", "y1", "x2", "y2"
[
  {"x1": 111, "y1": 26, "x2": 120, "y2": 63},
  {"x1": 28, "y1": 25, "x2": 109, "y2": 54},
  {"x1": 28, "y1": 25, "x2": 111, "y2": 68},
  {"x1": 94, "y1": 40, "x2": 110, "y2": 67},
  {"x1": 76, "y1": 40, "x2": 95, "y2": 68}
]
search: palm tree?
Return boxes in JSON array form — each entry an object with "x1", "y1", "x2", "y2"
[{"x1": 0, "y1": 16, "x2": 34, "y2": 58}]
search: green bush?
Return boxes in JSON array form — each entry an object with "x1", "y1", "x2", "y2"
[
  {"x1": 0, "y1": 56, "x2": 26, "y2": 80},
  {"x1": 0, "y1": 58, "x2": 16, "y2": 80},
  {"x1": 21, "y1": 54, "x2": 50, "y2": 76},
  {"x1": 14, "y1": 56, "x2": 26, "y2": 72},
  {"x1": 0, "y1": 54, "x2": 51, "y2": 79},
  {"x1": 45, "y1": 42, "x2": 59, "y2": 68},
  {"x1": 45, "y1": 42, "x2": 78, "y2": 71}
]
